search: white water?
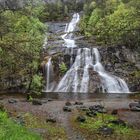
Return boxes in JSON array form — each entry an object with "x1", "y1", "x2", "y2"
[
  {"x1": 56, "y1": 48, "x2": 130, "y2": 93},
  {"x1": 45, "y1": 58, "x2": 54, "y2": 92},
  {"x1": 61, "y1": 13, "x2": 80, "y2": 48},
  {"x1": 93, "y1": 48, "x2": 130, "y2": 93},
  {"x1": 55, "y1": 48, "x2": 91, "y2": 92}
]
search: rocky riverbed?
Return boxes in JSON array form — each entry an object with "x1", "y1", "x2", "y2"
[{"x1": 0, "y1": 93, "x2": 140, "y2": 140}]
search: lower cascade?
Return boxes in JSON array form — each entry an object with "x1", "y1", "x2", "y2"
[
  {"x1": 55, "y1": 48, "x2": 130, "y2": 93},
  {"x1": 93, "y1": 48, "x2": 130, "y2": 93}
]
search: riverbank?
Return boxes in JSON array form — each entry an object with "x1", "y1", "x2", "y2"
[{"x1": 0, "y1": 93, "x2": 140, "y2": 139}]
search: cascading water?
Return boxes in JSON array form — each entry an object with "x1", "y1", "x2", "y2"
[
  {"x1": 45, "y1": 13, "x2": 130, "y2": 93},
  {"x1": 61, "y1": 13, "x2": 80, "y2": 48},
  {"x1": 93, "y1": 48, "x2": 130, "y2": 93},
  {"x1": 55, "y1": 48, "x2": 92, "y2": 92},
  {"x1": 55, "y1": 48, "x2": 130, "y2": 93},
  {"x1": 45, "y1": 58, "x2": 54, "y2": 92}
]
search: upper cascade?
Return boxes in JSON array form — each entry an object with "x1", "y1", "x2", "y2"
[{"x1": 61, "y1": 13, "x2": 80, "y2": 48}]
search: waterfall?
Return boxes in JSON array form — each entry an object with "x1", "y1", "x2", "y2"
[
  {"x1": 55, "y1": 48, "x2": 93, "y2": 92},
  {"x1": 45, "y1": 13, "x2": 130, "y2": 93},
  {"x1": 55, "y1": 48, "x2": 130, "y2": 93},
  {"x1": 45, "y1": 58, "x2": 54, "y2": 92},
  {"x1": 93, "y1": 48, "x2": 130, "y2": 93},
  {"x1": 61, "y1": 13, "x2": 80, "y2": 48}
]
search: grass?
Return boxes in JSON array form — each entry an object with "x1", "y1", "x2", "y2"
[
  {"x1": 0, "y1": 111, "x2": 42, "y2": 140},
  {"x1": 21, "y1": 113, "x2": 67, "y2": 140},
  {"x1": 71, "y1": 111, "x2": 140, "y2": 140}
]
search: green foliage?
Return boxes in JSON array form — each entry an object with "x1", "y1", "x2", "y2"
[
  {"x1": 41, "y1": 2, "x2": 69, "y2": 21},
  {"x1": 0, "y1": 5, "x2": 46, "y2": 91},
  {"x1": 0, "y1": 111, "x2": 42, "y2": 140},
  {"x1": 59, "y1": 62, "x2": 68, "y2": 74},
  {"x1": 79, "y1": 113, "x2": 132, "y2": 134},
  {"x1": 29, "y1": 95, "x2": 33, "y2": 102},
  {"x1": 80, "y1": 0, "x2": 140, "y2": 47},
  {"x1": 72, "y1": 112, "x2": 140, "y2": 140},
  {"x1": 30, "y1": 75, "x2": 43, "y2": 94}
]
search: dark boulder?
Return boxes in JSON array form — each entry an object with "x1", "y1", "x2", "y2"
[
  {"x1": 63, "y1": 106, "x2": 72, "y2": 112},
  {"x1": 77, "y1": 115, "x2": 86, "y2": 123},
  {"x1": 86, "y1": 111, "x2": 97, "y2": 117},
  {"x1": 47, "y1": 98, "x2": 54, "y2": 102},
  {"x1": 77, "y1": 106, "x2": 89, "y2": 111},
  {"x1": 32, "y1": 99, "x2": 42, "y2": 105},
  {"x1": 65, "y1": 101, "x2": 72, "y2": 106},
  {"x1": 109, "y1": 119, "x2": 126, "y2": 126},
  {"x1": 111, "y1": 109, "x2": 118, "y2": 115},
  {"x1": 74, "y1": 101, "x2": 83, "y2": 105},
  {"x1": 129, "y1": 102, "x2": 140, "y2": 111},
  {"x1": 98, "y1": 126, "x2": 114, "y2": 135},
  {"x1": 89, "y1": 105, "x2": 107, "y2": 113},
  {"x1": 46, "y1": 117, "x2": 56, "y2": 123},
  {"x1": 8, "y1": 99, "x2": 17, "y2": 104}
]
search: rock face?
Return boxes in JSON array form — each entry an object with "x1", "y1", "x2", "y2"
[{"x1": 99, "y1": 46, "x2": 140, "y2": 92}]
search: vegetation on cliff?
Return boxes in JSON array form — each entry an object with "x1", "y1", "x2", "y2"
[
  {"x1": 80, "y1": 0, "x2": 140, "y2": 47},
  {"x1": 0, "y1": 1, "x2": 46, "y2": 93}
]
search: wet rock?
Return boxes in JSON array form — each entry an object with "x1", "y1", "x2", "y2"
[
  {"x1": 46, "y1": 117, "x2": 56, "y2": 123},
  {"x1": 98, "y1": 108, "x2": 107, "y2": 114},
  {"x1": 77, "y1": 106, "x2": 89, "y2": 111},
  {"x1": 32, "y1": 99, "x2": 42, "y2": 105},
  {"x1": 89, "y1": 105, "x2": 106, "y2": 113},
  {"x1": 77, "y1": 116, "x2": 86, "y2": 123},
  {"x1": 47, "y1": 98, "x2": 54, "y2": 102},
  {"x1": 129, "y1": 102, "x2": 140, "y2": 111},
  {"x1": 89, "y1": 70, "x2": 101, "y2": 93},
  {"x1": 89, "y1": 105, "x2": 103, "y2": 111},
  {"x1": 65, "y1": 101, "x2": 72, "y2": 106},
  {"x1": 8, "y1": 99, "x2": 17, "y2": 104},
  {"x1": 111, "y1": 109, "x2": 118, "y2": 115},
  {"x1": 109, "y1": 119, "x2": 126, "y2": 126},
  {"x1": 74, "y1": 101, "x2": 83, "y2": 105},
  {"x1": 63, "y1": 106, "x2": 72, "y2": 112},
  {"x1": 86, "y1": 111, "x2": 97, "y2": 117},
  {"x1": 98, "y1": 126, "x2": 114, "y2": 135}
]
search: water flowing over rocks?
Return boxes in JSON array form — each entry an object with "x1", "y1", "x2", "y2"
[{"x1": 42, "y1": 13, "x2": 140, "y2": 93}]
